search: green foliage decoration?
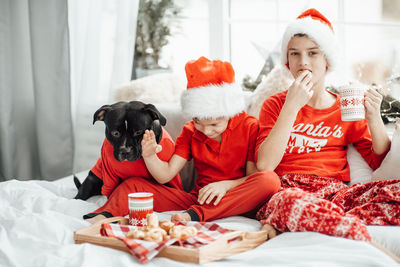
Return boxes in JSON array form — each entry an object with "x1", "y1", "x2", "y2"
[{"x1": 134, "y1": 0, "x2": 181, "y2": 69}]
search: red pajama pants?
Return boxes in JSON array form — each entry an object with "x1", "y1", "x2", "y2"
[
  {"x1": 93, "y1": 170, "x2": 280, "y2": 221},
  {"x1": 256, "y1": 174, "x2": 400, "y2": 241}
]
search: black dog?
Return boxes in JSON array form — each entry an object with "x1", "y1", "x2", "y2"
[{"x1": 74, "y1": 101, "x2": 166, "y2": 200}]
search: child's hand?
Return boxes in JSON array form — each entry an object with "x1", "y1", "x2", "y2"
[
  {"x1": 286, "y1": 70, "x2": 314, "y2": 111},
  {"x1": 141, "y1": 130, "x2": 162, "y2": 158},
  {"x1": 364, "y1": 88, "x2": 383, "y2": 123},
  {"x1": 198, "y1": 180, "x2": 233, "y2": 206}
]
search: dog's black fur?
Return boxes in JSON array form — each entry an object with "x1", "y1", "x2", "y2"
[{"x1": 74, "y1": 101, "x2": 166, "y2": 200}]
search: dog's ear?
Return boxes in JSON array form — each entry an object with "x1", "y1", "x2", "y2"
[
  {"x1": 143, "y1": 104, "x2": 167, "y2": 126},
  {"x1": 93, "y1": 105, "x2": 112, "y2": 124},
  {"x1": 151, "y1": 120, "x2": 163, "y2": 143}
]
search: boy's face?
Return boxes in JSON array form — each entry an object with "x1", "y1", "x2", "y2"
[
  {"x1": 193, "y1": 117, "x2": 229, "y2": 141},
  {"x1": 287, "y1": 35, "x2": 329, "y2": 84}
]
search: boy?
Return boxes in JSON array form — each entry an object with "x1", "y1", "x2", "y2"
[
  {"x1": 255, "y1": 8, "x2": 399, "y2": 241},
  {"x1": 141, "y1": 56, "x2": 280, "y2": 222}
]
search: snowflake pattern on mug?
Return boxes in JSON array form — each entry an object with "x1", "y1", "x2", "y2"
[
  {"x1": 130, "y1": 218, "x2": 140, "y2": 226},
  {"x1": 340, "y1": 98, "x2": 363, "y2": 107},
  {"x1": 128, "y1": 192, "x2": 153, "y2": 227}
]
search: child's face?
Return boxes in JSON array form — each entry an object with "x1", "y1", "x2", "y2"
[
  {"x1": 193, "y1": 117, "x2": 229, "y2": 140},
  {"x1": 287, "y1": 35, "x2": 329, "y2": 84}
]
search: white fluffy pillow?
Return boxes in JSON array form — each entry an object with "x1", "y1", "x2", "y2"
[
  {"x1": 347, "y1": 144, "x2": 373, "y2": 185},
  {"x1": 371, "y1": 120, "x2": 400, "y2": 181},
  {"x1": 113, "y1": 73, "x2": 186, "y2": 104},
  {"x1": 247, "y1": 66, "x2": 293, "y2": 118}
]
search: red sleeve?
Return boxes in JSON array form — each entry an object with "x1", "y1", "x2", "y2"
[
  {"x1": 255, "y1": 92, "x2": 286, "y2": 155},
  {"x1": 173, "y1": 122, "x2": 193, "y2": 160},
  {"x1": 347, "y1": 120, "x2": 391, "y2": 170},
  {"x1": 246, "y1": 116, "x2": 259, "y2": 162},
  {"x1": 155, "y1": 128, "x2": 183, "y2": 190},
  {"x1": 90, "y1": 157, "x2": 103, "y2": 179},
  {"x1": 157, "y1": 129, "x2": 175, "y2": 162},
  {"x1": 92, "y1": 139, "x2": 119, "y2": 197}
]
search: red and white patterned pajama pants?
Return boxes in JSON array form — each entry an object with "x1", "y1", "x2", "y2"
[{"x1": 256, "y1": 174, "x2": 400, "y2": 241}]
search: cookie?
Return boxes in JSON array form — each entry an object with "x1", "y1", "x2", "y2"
[
  {"x1": 127, "y1": 228, "x2": 146, "y2": 239},
  {"x1": 146, "y1": 213, "x2": 159, "y2": 228},
  {"x1": 169, "y1": 225, "x2": 197, "y2": 239},
  {"x1": 144, "y1": 228, "x2": 167, "y2": 242},
  {"x1": 159, "y1": 220, "x2": 175, "y2": 234}
]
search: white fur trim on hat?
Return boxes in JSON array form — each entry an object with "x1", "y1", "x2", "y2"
[
  {"x1": 180, "y1": 83, "x2": 245, "y2": 119},
  {"x1": 281, "y1": 16, "x2": 338, "y2": 72}
]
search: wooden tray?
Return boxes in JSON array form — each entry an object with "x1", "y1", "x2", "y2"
[{"x1": 74, "y1": 217, "x2": 269, "y2": 264}]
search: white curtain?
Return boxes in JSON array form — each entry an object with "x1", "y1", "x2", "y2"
[
  {"x1": 0, "y1": 0, "x2": 139, "y2": 181},
  {"x1": 69, "y1": 0, "x2": 139, "y2": 173},
  {"x1": 0, "y1": 0, "x2": 73, "y2": 181}
]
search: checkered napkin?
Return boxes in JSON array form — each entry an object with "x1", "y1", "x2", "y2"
[
  {"x1": 178, "y1": 221, "x2": 232, "y2": 248},
  {"x1": 100, "y1": 221, "x2": 232, "y2": 263}
]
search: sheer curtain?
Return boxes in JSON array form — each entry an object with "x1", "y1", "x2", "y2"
[
  {"x1": 0, "y1": 0, "x2": 72, "y2": 181},
  {"x1": 69, "y1": 0, "x2": 139, "y2": 173},
  {"x1": 0, "y1": 0, "x2": 139, "y2": 181}
]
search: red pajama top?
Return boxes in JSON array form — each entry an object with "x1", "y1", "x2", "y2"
[
  {"x1": 256, "y1": 91, "x2": 389, "y2": 182},
  {"x1": 91, "y1": 128, "x2": 183, "y2": 197},
  {"x1": 174, "y1": 112, "x2": 259, "y2": 195}
]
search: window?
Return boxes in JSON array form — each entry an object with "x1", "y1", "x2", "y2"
[
  {"x1": 161, "y1": 0, "x2": 209, "y2": 77},
  {"x1": 166, "y1": 0, "x2": 400, "y2": 99}
]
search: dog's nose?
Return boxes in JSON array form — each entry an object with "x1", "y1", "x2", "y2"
[
  {"x1": 118, "y1": 146, "x2": 137, "y2": 161},
  {"x1": 120, "y1": 151, "x2": 129, "y2": 159},
  {"x1": 120, "y1": 146, "x2": 132, "y2": 153}
]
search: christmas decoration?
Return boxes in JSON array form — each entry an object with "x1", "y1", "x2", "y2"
[
  {"x1": 241, "y1": 42, "x2": 280, "y2": 91},
  {"x1": 381, "y1": 94, "x2": 400, "y2": 123},
  {"x1": 134, "y1": 0, "x2": 181, "y2": 71},
  {"x1": 380, "y1": 74, "x2": 400, "y2": 123}
]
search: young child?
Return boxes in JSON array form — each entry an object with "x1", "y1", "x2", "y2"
[
  {"x1": 255, "y1": 8, "x2": 399, "y2": 241},
  {"x1": 141, "y1": 56, "x2": 280, "y2": 223}
]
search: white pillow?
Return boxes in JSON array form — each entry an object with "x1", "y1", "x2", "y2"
[
  {"x1": 113, "y1": 73, "x2": 186, "y2": 104},
  {"x1": 247, "y1": 66, "x2": 293, "y2": 118},
  {"x1": 368, "y1": 225, "x2": 400, "y2": 258},
  {"x1": 348, "y1": 144, "x2": 373, "y2": 185},
  {"x1": 371, "y1": 120, "x2": 400, "y2": 181}
]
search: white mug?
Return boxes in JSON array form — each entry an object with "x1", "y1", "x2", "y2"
[{"x1": 338, "y1": 85, "x2": 365, "y2": 121}]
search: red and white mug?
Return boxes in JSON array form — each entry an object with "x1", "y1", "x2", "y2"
[
  {"x1": 338, "y1": 84, "x2": 366, "y2": 121},
  {"x1": 128, "y1": 192, "x2": 153, "y2": 226}
]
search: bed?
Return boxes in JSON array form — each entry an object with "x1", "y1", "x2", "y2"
[
  {"x1": 1, "y1": 111, "x2": 400, "y2": 267},
  {"x1": 0, "y1": 170, "x2": 399, "y2": 267},
  {"x1": 2, "y1": 75, "x2": 400, "y2": 266}
]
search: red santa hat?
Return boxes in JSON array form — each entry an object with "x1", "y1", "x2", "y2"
[
  {"x1": 181, "y1": 56, "x2": 245, "y2": 119},
  {"x1": 281, "y1": 8, "x2": 338, "y2": 72}
]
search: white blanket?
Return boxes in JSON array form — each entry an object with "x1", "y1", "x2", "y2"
[{"x1": 0, "y1": 172, "x2": 399, "y2": 267}]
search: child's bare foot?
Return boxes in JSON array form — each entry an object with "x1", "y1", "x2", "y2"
[
  {"x1": 85, "y1": 214, "x2": 106, "y2": 225},
  {"x1": 261, "y1": 224, "x2": 278, "y2": 239},
  {"x1": 171, "y1": 212, "x2": 191, "y2": 223}
]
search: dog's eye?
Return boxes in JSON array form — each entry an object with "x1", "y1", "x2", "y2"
[
  {"x1": 111, "y1": 131, "x2": 121, "y2": 138},
  {"x1": 133, "y1": 130, "x2": 144, "y2": 137}
]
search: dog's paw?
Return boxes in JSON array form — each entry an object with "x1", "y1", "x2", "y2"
[{"x1": 74, "y1": 172, "x2": 104, "y2": 200}]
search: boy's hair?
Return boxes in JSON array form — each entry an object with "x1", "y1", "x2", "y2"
[
  {"x1": 281, "y1": 8, "x2": 338, "y2": 72},
  {"x1": 181, "y1": 56, "x2": 245, "y2": 120}
]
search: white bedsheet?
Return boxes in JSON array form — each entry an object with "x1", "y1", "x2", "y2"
[{"x1": 0, "y1": 172, "x2": 399, "y2": 267}]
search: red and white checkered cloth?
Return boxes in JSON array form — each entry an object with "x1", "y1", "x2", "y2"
[{"x1": 100, "y1": 221, "x2": 232, "y2": 263}]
